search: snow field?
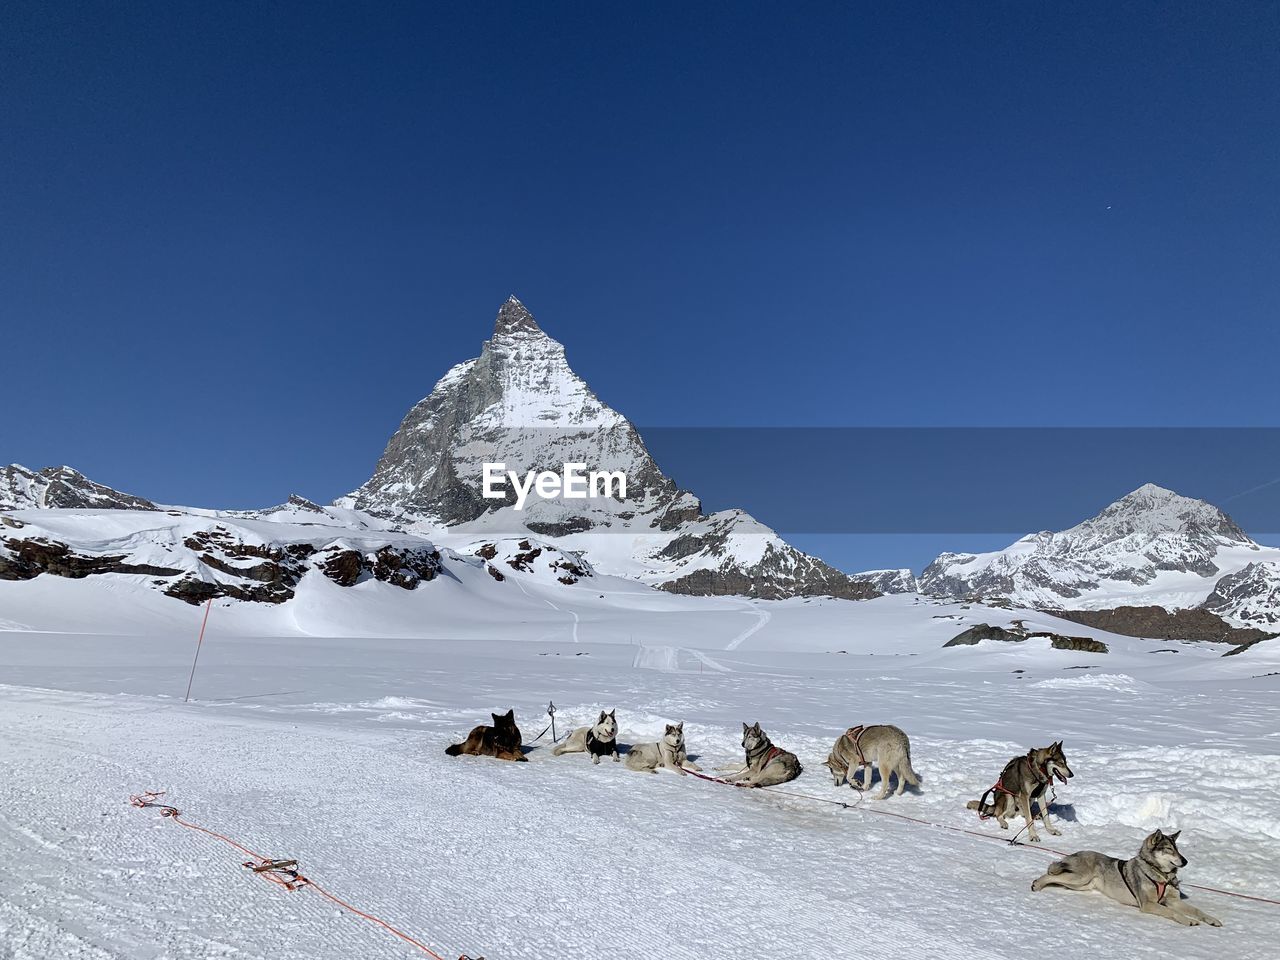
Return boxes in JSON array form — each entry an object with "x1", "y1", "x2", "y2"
[{"x1": 2, "y1": 626, "x2": 1278, "y2": 959}]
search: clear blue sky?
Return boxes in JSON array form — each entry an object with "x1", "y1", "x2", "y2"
[{"x1": 3, "y1": 2, "x2": 1278, "y2": 572}]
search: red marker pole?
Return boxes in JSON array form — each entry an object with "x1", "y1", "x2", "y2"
[{"x1": 184, "y1": 598, "x2": 213, "y2": 703}]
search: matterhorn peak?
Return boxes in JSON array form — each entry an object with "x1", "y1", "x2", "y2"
[{"x1": 492, "y1": 295, "x2": 542, "y2": 337}]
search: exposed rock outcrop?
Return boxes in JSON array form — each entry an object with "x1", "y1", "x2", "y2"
[{"x1": 943, "y1": 622, "x2": 1108, "y2": 653}]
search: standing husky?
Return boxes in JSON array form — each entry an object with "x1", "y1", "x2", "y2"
[
  {"x1": 719, "y1": 722, "x2": 802, "y2": 787},
  {"x1": 1032, "y1": 830, "x2": 1222, "y2": 927},
  {"x1": 966, "y1": 741, "x2": 1072, "y2": 842},
  {"x1": 552, "y1": 709, "x2": 620, "y2": 764},
  {"x1": 444, "y1": 708, "x2": 527, "y2": 761},
  {"x1": 626, "y1": 722, "x2": 701, "y2": 774},
  {"x1": 823, "y1": 724, "x2": 920, "y2": 799}
]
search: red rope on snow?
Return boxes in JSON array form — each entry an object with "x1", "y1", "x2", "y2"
[{"x1": 129, "y1": 791, "x2": 481, "y2": 958}]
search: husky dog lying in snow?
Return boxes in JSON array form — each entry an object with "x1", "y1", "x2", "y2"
[
  {"x1": 444, "y1": 708, "x2": 527, "y2": 761},
  {"x1": 625, "y1": 722, "x2": 701, "y2": 774},
  {"x1": 552, "y1": 709, "x2": 620, "y2": 763},
  {"x1": 1032, "y1": 830, "x2": 1222, "y2": 926},
  {"x1": 966, "y1": 741, "x2": 1072, "y2": 842},
  {"x1": 717, "y1": 722, "x2": 802, "y2": 787},
  {"x1": 823, "y1": 724, "x2": 920, "y2": 799}
]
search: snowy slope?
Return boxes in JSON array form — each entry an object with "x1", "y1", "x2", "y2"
[{"x1": 2, "y1": 600, "x2": 1278, "y2": 959}]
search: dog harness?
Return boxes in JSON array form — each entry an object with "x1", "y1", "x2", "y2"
[
  {"x1": 1120, "y1": 863, "x2": 1168, "y2": 905},
  {"x1": 842, "y1": 725, "x2": 868, "y2": 766},
  {"x1": 975, "y1": 753, "x2": 1047, "y2": 821}
]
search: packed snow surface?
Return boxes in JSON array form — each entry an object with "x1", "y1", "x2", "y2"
[{"x1": 2, "y1": 585, "x2": 1278, "y2": 959}]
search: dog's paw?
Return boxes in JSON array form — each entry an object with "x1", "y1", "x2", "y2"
[
  {"x1": 1206, "y1": 917, "x2": 1223, "y2": 927},
  {"x1": 1047, "y1": 826, "x2": 1062, "y2": 836}
]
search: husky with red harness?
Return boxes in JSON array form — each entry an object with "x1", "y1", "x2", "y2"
[
  {"x1": 823, "y1": 724, "x2": 921, "y2": 799},
  {"x1": 966, "y1": 741, "x2": 1073, "y2": 842},
  {"x1": 717, "y1": 722, "x2": 802, "y2": 787},
  {"x1": 1032, "y1": 829, "x2": 1222, "y2": 926}
]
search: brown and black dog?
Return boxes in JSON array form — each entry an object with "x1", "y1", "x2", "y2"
[{"x1": 444, "y1": 708, "x2": 527, "y2": 761}]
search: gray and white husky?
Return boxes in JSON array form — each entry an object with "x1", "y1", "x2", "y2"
[
  {"x1": 823, "y1": 724, "x2": 921, "y2": 799},
  {"x1": 718, "y1": 722, "x2": 802, "y2": 787},
  {"x1": 625, "y1": 721, "x2": 701, "y2": 774},
  {"x1": 1032, "y1": 830, "x2": 1222, "y2": 927},
  {"x1": 551, "y1": 709, "x2": 619, "y2": 764}
]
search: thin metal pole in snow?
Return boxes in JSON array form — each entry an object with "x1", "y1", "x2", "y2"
[
  {"x1": 547, "y1": 701, "x2": 557, "y2": 742},
  {"x1": 184, "y1": 598, "x2": 213, "y2": 703}
]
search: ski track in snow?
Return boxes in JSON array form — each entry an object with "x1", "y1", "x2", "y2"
[
  {"x1": 514, "y1": 576, "x2": 580, "y2": 643},
  {"x1": 724, "y1": 599, "x2": 771, "y2": 650}
]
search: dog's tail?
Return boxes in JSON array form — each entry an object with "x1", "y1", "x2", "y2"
[
  {"x1": 444, "y1": 743, "x2": 463, "y2": 756},
  {"x1": 901, "y1": 745, "x2": 922, "y2": 786},
  {"x1": 966, "y1": 798, "x2": 995, "y2": 816}
]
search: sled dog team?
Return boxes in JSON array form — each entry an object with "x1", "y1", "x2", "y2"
[{"x1": 446, "y1": 708, "x2": 1223, "y2": 927}]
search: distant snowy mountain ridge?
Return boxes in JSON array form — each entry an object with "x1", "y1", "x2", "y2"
[
  {"x1": 920, "y1": 483, "x2": 1280, "y2": 627},
  {"x1": 1, "y1": 464, "x2": 156, "y2": 511}
]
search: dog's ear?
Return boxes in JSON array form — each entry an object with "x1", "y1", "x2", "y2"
[
  {"x1": 608, "y1": 709, "x2": 615, "y2": 719},
  {"x1": 742, "y1": 721, "x2": 750, "y2": 732},
  {"x1": 1168, "y1": 830, "x2": 1181, "y2": 842},
  {"x1": 676, "y1": 721, "x2": 684, "y2": 731},
  {"x1": 598, "y1": 710, "x2": 608, "y2": 722},
  {"x1": 665, "y1": 723, "x2": 676, "y2": 734},
  {"x1": 492, "y1": 713, "x2": 503, "y2": 724},
  {"x1": 752, "y1": 722, "x2": 762, "y2": 732}
]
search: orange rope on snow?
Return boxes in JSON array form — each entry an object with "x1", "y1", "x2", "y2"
[{"x1": 128, "y1": 791, "x2": 480, "y2": 959}]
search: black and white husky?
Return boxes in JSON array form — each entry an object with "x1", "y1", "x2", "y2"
[{"x1": 551, "y1": 709, "x2": 620, "y2": 764}]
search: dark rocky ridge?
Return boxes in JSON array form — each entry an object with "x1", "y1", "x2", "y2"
[
  {"x1": 943, "y1": 622, "x2": 1109, "y2": 653},
  {"x1": 0, "y1": 537, "x2": 182, "y2": 581},
  {"x1": 1, "y1": 464, "x2": 156, "y2": 511},
  {"x1": 1048, "y1": 606, "x2": 1272, "y2": 646}
]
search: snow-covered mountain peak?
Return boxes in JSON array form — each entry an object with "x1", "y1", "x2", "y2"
[
  {"x1": 919, "y1": 483, "x2": 1273, "y2": 610},
  {"x1": 1072, "y1": 483, "x2": 1251, "y2": 548},
  {"x1": 342, "y1": 298, "x2": 877, "y2": 600}
]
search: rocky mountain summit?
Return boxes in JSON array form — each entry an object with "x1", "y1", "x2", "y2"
[
  {"x1": 340, "y1": 297, "x2": 876, "y2": 601},
  {"x1": 1, "y1": 464, "x2": 156, "y2": 511},
  {"x1": 850, "y1": 568, "x2": 918, "y2": 594}
]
